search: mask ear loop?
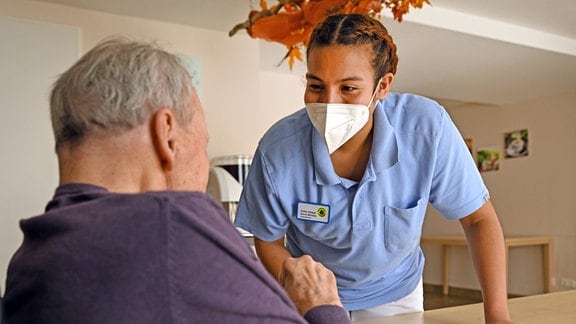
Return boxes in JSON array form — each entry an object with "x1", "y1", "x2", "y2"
[{"x1": 367, "y1": 77, "x2": 383, "y2": 108}]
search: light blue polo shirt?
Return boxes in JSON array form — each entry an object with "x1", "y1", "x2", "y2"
[{"x1": 235, "y1": 92, "x2": 489, "y2": 311}]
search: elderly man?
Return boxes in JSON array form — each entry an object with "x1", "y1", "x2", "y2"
[{"x1": 2, "y1": 38, "x2": 349, "y2": 324}]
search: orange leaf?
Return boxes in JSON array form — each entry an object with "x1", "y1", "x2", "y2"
[
  {"x1": 250, "y1": 11, "x2": 306, "y2": 47},
  {"x1": 384, "y1": 0, "x2": 430, "y2": 22},
  {"x1": 287, "y1": 46, "x2": 303, "y2": 70},
  {"x1": 353, "y1": 0, "x2": 384, "y2": 14},
  {"x1": 259, "y1": 0, "x2": 268, "y2": 10},
  {"x1": 302, "y1": 0, "x2": 348, "y2": 26}
]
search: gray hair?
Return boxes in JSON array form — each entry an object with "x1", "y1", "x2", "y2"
[{"x1": 50, "y1": 37, "x2": 194, "y2": 148}]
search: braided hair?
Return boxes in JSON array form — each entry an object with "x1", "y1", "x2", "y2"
[{"x1": 306, "y1": 13, "x2": 398, "y2": 80}]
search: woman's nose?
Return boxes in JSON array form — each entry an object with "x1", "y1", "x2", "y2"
[{"x1": 322, "y1": 89, "x2": 342, "y2": 103}]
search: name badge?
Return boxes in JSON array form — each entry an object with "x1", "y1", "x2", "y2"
[{"x1": 297, "y1": 202, "x2": 330, "y2": 224}]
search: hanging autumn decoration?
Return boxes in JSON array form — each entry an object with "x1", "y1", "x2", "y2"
[{"x1": 229, "y1": 0, "x2": 431, "y2": 69}]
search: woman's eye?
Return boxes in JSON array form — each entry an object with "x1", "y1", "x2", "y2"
[
  {"x1": 341, "y1": 86, "x2": 358, "y2": 93},
  {"x1": 308, "y1": 84, "x2": 323, "y2": 92}
]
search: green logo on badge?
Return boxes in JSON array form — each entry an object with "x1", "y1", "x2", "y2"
[{"x1": 316, "y1": 207, "x2": 328, "y2": 218}]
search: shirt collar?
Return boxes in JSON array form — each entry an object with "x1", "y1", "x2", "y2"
[
  {"x1": 312, "y1": 128, "x2": 338, "y2": 185},
  {"x1": 370, "y1": 100, "x2": 399, "y2": 173}
]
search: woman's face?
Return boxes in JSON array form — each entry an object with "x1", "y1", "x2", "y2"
[{"x1": 304, "y1": 44, "x2": 379, "y2": 108}]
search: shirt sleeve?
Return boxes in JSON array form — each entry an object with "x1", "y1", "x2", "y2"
[
  {"x1": 234, "y1": 148, "x2": 290, "y2": 241},
  {"x1": 429, "y1": 110, "x2": 490, "y2": 219},
  {"x1": 303, "y1": 305, "x2": 351, "y2": 324}
]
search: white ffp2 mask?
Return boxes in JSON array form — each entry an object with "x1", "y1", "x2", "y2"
[
  {"x1": 306, "y1": 103, "x2": 369, "y2": 154},
  {"x1": 305, "y1": 80, "x2": 381, "y2": 154}
]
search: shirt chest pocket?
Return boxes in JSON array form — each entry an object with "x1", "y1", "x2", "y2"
[
  {"x1": 291, "y1": 216, "x2": 352, "y2": 250},
  {"x1": 383, "y1": 198, "x2": 426, "y2": 252}
]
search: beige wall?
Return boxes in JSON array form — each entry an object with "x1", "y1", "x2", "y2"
[
  {"x1": 1, "y1": 0, "x2": 574, "y2": 297},
  {"x1": 423, "y1": 92, "x2": 576, "y2": 295}
]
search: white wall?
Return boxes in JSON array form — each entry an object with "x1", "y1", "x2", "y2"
[
  {"x1": 258, "y1": 71, "x2": 306, "y2": 138},
  {"x1": 0, "y1": 15, "x2": 79, "y2": 293},
  {"x1": 0, "y1": 0, "x2": 264, "y2": 159}
]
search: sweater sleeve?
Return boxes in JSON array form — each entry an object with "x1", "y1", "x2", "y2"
[{"x1": 303, "y1": 305, "x2": 351, "y2": 324}]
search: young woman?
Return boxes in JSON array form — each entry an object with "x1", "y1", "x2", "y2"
[{"x1": 235, "y1": 13, "x2": 511, "y2": 323}]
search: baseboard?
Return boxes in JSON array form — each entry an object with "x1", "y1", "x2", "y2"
[{"x1": 424, "y1": 283, "x2": 483, "y2": 299}]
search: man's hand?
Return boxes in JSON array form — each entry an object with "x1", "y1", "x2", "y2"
[{"x1": 278, "y1": 255, "x2": 343, "y2": 316}]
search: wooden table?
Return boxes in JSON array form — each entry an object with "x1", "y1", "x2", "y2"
[
  {"x1": 421, "y1": 236, "x2": 553, "y2": 295},
  {"x1": 354, "y1": 290, "x2": 576, "y2": 323}
]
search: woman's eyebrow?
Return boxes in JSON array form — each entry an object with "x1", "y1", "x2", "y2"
[{"x1": 305, "y1": 73, "x2": 364, "y2": 82}]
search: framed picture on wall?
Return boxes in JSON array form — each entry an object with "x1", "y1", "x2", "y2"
[
  {"x1": 504, "y1": 129, "x2": 529, "y2": 158},
  {"x1": 477, "y1": 147, "x2": 500, "y2": 172}
]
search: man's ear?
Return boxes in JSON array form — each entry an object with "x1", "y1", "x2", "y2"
[
  {"x1": 377, "y1": 72, "x2": 395, "y2": 99},
  {"x1": 151, "y1": 109, "x2": 177, "y2": 171}
]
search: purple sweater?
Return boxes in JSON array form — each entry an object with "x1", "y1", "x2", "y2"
[{"x1": 3, "y1": 183, "x2": 349, "y2": 324}]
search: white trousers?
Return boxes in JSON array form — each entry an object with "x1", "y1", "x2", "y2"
[{"x1": 350, "y1": 278, "x2": 424, "y2": 321}]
